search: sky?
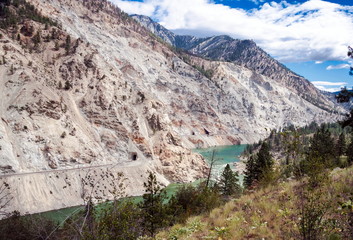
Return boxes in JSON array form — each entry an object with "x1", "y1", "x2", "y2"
[{"x1": 111, "y1": 0, "x2": 353, "y2": 92}]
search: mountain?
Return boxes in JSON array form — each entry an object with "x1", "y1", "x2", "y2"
[
  {"x1": 131, "y1": 14, "x2": 335, "y2": 111},
  {"x1": 0, "y1": 0, "x2": 344, "y2": 215}
]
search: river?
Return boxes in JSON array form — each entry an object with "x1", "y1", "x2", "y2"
[{"x1": 193, "y1": 144, "x2": 247, "y2": 182}]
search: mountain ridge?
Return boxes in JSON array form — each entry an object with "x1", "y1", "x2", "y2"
[{"x1": 131, "y1": 14, "x2": 337, "y2": 112}]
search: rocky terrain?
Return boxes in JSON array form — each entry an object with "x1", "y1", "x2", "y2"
[{"x1": 0, "y1": 0, "x2": 345, "y2": 215}]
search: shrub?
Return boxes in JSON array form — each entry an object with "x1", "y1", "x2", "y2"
[
  {"x1": 167, "y1": 183, "x2": 222, "y2": 224},
  {"x1": 96, "y1": 200, "x2": 143, "y2": 240}
]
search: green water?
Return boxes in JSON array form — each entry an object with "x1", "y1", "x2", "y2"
[
  {"x1": 36, "y1": 205, "x2": 83, "y2": 225},
  {"x1": 193, "y1": 144, "x2": 247, "y2": 180}
]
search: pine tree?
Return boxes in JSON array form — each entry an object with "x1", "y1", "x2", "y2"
[
  {"x1": 244, "y1": 155, "x2": 257, "y2": 188},
  {"x1": 139, "y1": 171, "x2": 168, "y2": 237},
  {"x1": 244, "y1": 142, "x2": 274, "y2": 188},
  {"x1": 65, "y1": 35, "x2": 71, "y2": 55},
  {"x1": 341, "y1": 109, "x2": 353, "y2": 129},
  {"x1": 64, "y1": 80, "x2": 72, "y2": 90},
  {"x1": 347, "y1": 134, "x2": 353, "y2": 165},
  {"x1": 307, "y1": 126, "x2": 335, "y2": 168},
  {"x1": 218, "y1": 164, "x2": 241, "y2": 197},
  {"x1": 335, "y1": 132, "x2": 346, "y2": 165},
  {"x1": 256, "y1": 142, "x2": 274, "y2": 180}
]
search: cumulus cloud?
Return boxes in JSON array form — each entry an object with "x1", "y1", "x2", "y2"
[
  {"x1": 111, "y1": 0, "x2": 353, "y2": 63},
  {"x1": 326, "y1": 63, "x2": 351, "y2": 70}
]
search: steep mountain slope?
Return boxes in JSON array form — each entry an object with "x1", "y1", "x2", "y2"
[
  {"x1": 0, "y1": 0, "x2": 344, "y2": 215},
  {"x1": 131, "y1": 14, "x2": 335, "y2": 111}
]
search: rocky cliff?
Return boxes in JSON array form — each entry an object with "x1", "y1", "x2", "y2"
[
  {"x1": 0, "y1": 0, "x2": 344, "y2": 215},
  {"x1": 132, "y1": 14, "x2": 337, "y2": 112}
]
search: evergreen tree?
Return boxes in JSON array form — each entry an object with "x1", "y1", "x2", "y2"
[
  {"x1": 307, "y1": 126, "x2": 335, "y2": 168},
  {"x1": 218, "y1": 164, "x2": 241, "y2": 197},
  {"x1": 139, "y1": 171, "x2": 168, "y2": 237},
  {"x1": 341, "y1": 109, "x2": 353, "y2": 129},
  {"x1": 256, "y1": 142, "x2": 274, "y2": 180},
  {"x1": 335, "y1": 86, "x2": 352, "y2": 103},
  {"x1": 347, "y1": 134, "x2": 353, "y2": 165},
  {"x1": 335, "y1": 132, "x2": 346, "y2": 162},
  {"x1": 244, "y1": 155, "x2": 257, "y2": 188},
  {"x1": 65, "y1": 35, "x2": 71, "y2": 55},
  {"x1": 244, "y1": 142, "x2": 274, "y2": 188},
  {"x1": 64, "y1": 80, "x2": 72, "y2": 90}
]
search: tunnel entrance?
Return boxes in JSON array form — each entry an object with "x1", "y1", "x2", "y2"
[{"x1": 130, "y1": 152, "x2": 138, "y2": 161}]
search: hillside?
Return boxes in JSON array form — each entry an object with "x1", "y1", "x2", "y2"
[
  {"x1": 0, "y1": 0, "x2": 346, "y2": 215},
  {"x1": 157, "y1": 166, "x2": 353, "y2": 239}
]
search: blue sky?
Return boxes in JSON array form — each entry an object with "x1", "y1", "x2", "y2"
[{"x1": 113, "y1": 0, "x2": 353, "y2": 92}]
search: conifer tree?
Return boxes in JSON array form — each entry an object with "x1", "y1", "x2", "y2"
[
  {"x1": 65, "y1": 35, "x2": 71, "y2": 55},
  {"x1": 244, "y1": 155, "x2": 257, "y2": 188},
  {"x1": 347, "y1": 134, "x2": 353, "y2": 165},
  {"x1": 218, "y1": 164, "x2": 241, "y2": 197},
  {"x1": 307, "y1": 126, "x2": 335, "y2": 168},
  {"x1": 256, "y1": 142, "x2": 274, "y2": 180},
  {"x1": 244, "y1": 142, "x2": 274, "y2": 188},
  {"x1": 139, "y1": 171, "x2": 168, "y2": 237},
  {"x1": 335, "y1": 132, "x2": 346, "y2": 165}
]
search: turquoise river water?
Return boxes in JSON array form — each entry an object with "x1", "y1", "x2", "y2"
[{"x1": 193, "y1": 144, "x2": 247, "y2": 181}]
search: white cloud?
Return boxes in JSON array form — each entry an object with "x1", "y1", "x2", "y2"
[
  {"x1": 315, "y1": 61, "x2": 323, "y2": 64},
  {"x1": 113, "y1": 0, "x2": 155, "y2": 16},
  {"x1": 315, "y1": 85, "x2": 344, "y2": 92},
  {"x1": 111, "y1": 0, "x2": 353, "y2": 63},
  {"x1": 326, "y1": 63, "x2": 351, "y2": 70},
  {"x1": 311, "y1": 81, "x2": 347, "y2": 86},
  {"x1": 312, "y1": 81, "x2": 348, "y2": 92}
]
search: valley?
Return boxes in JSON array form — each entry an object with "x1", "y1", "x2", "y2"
[{"x1": 0, "y1": 0, "x2": 349, "y2": 228}]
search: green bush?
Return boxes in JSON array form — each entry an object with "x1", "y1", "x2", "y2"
[{"x1": 167, "y1": 183, "x2": 222, "y2": 224}]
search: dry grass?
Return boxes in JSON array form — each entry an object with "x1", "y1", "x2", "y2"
[{"x1": 156, "y1": 166, "x2": 353, "y2": 240}]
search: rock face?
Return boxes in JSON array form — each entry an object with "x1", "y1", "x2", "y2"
[
  {"x1": 132, "y1": 14, "x2": 337, "y2": 111},
  {"x1": 0, "y1": 0, "x2": 344, "y2": 214}
]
